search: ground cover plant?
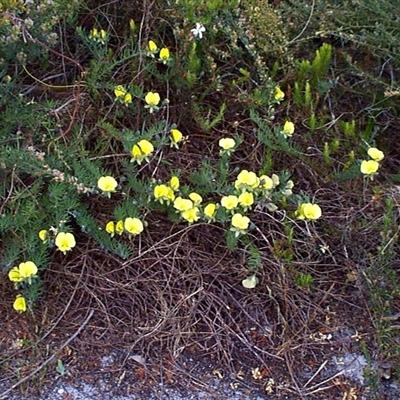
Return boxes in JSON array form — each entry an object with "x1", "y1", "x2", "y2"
[{"x1": 0, "y1": 0, "x2": 399, "y2": 399}]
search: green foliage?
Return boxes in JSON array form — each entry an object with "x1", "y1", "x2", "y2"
[
  {"x1": 294, "y1": 272, "x2": 314, "y2": 288},
  {"x1": 0, "y1": 0, "x2": 82, "y2": 64}
]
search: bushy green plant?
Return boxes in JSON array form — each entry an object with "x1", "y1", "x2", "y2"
[
  {"x1": 0, "y1": 0, "x2": 82, "y2": 65},
  {"x1": 0, "y1": 1, "x2": 325, "y2": 315}
]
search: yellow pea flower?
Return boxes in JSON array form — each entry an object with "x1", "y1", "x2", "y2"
[
  {"x1": 170, "y1": 129, "x2": 184, "y2": 148},
  {"x1": 147, "y1": 40, "x2": 158, "y2": 57},
  {"x1": 259, "y1": 175, "x2": 273, "y2": 190},
  {"x1": 360, "y1": 159, "x2": 379, "y2": 177},
  {"x1": 295, "y1": 203, "x2": 322, "y2": 221},
  {"x1": 116, "y1": 220, "x2": 124, "y2": 235},
  {"x1": 181, "y1": 207, "x2": 200, "y2": 224},
  {"x1": 282, "y1": 121, "x2": 295, "y2": 138},
  {"x1": 144, "y1": 92, "x2": 161, "y2": 113},
  {"x1": 105, "y1": 221, "x2": 115, "y2": 237},
  {"x1": 274, "y1": 86, "x2": 285, "y2": 101},
  {"x1": 8, "y1": 267, "x2": 23, "y2": 283},
  {"x1": 98, "y1": 176, "x2": 118, "y2": 196},
  {"x1": 238, "y1": 191, "x2": 254, "y2": 210},
  {"x1": 9, "y1": 261, "x2": 38, "y2": 283},
  {"x1": 154, "y1": 184, "x2": 175, "y2": 204},
  {"x1": 174, "y1": 197, "x2": 193, "y2": 212},
  {"x1": 231, "y1": 213, "x2": 251, "y2": 236},
  {"x1": 55, "y1": 232, "x2": 76, "y2": 255},
  {"x1": 114, "y1": 85, "x2": 132, "y2": 106},
  {"x1": 124, "y1": 217, "x2": 144, "y2": 236},
  {"x1": 235, "y1": 170, "x2": 259, "y2": 191},
  {"x1": 204, "y1": 203, "x2": 217, "y2": 222},
  {"x1": 18, "y1": 261, "x2": 38, "y2": 279},
  {"x1": 367, "y1": 147, "x2": 384, "y2": 162},
  {"x1": 189, "y1": 192, "x2": 202, "y2": 206},
  {"x1": 169, "y1": 176, "x2": 180, "y2": 191},
  {"x1": 13, "y1": 296, "x2": 27, "y2": 313},
  {"x1": 218, "y1": 138, "x2": 236, "y2": 155},
  {"x1": 159, "y1": 47, "x2": 171, "y2": 64},
  {"x1": 38, "y1": 229, "x2": 48, "y2": 242},
  {"x1": 131, "y1": 139, "x2": 154, "y2": 164},
  {"x1": 221, "y1": 195, "x2": 239, "y2": 211}
]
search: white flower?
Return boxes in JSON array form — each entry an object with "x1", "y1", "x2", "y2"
[{"x1": 191, "y1": 23, "x2": 206, "y2": 39}]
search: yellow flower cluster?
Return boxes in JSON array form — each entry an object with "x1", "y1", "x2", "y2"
[
  {"x1": 105, "y1": 217, "x2": 144, "y2": 237},
  {"x1": 131, "y1": 139, "x2": 154, "y2": 164},
  {"x1": 147, "y1": 40, "x2": 172, "y2": 64},
  {"x1": 39, "y1": 229, "x2": 76, "y2": 255},
  {"x1": 9, "y1": 261, "x2": 37, "y2": 284},
  {"x1": 173, "y1": 194, "x2": 202, "y2": 224},
  {"x1": 154, "y1": 176, "x2": 180, "y2": 205},
  {"x1": 89, "y1": 27, "x2": 107, "y2": 45},
  {"x1": 152, "y1": 176, "x2": 218, "y2": 224},
  {"x1": 114, "y1": 85, "x2": 132, "y2": 106},
  {"x1": 295, "y1": 203, "x2": 322, "y2": 221},
  {"x1": 8, "y1": 261, "x2": 38, "y2": 313},
  {"x1": 360, "y1": 147, "x2": 384, "y2": 179}
]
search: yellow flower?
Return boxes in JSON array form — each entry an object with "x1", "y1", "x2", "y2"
[
  {"x1": 242, "y1": 275, "x2": 258, "y2": 289},
  {"x1": 89, "y1": 28, "x2": 107, "y2": 44},
  {"x1": 170, "y1": 129, "x2": 183, "y2": 148},
  {"x1": 235, "y1": 170, "x2": 259, "y2": 191},
  {"x1": 116, "y1": 220, "x2": 124, "y2": 235},
  {"x1": 154, "y1": 184, "x2": 175, "y2": 204},
  {"x1": 131, "y1": 139, "x2": 154, "y2": 164},
  {"x1": 148, "y1": 40, "x2": 158, "y2": 56},
  {"x1": 159, "y1": 47, "x2": 171, "y2": 63},
  {"x1": 114, "y1": 85, "x2": 126, "y2": 98},
  {"x1": 144, "y1": 92, "x2": 161, "y2": 112},
  {"x1": 174, "y1": 197, "x2": 193, "y2": 212},
  {"x1": 218, "y1": 138, "x2": 235, "y2": 155},
  {"x1": 189, "y1": 192, "x2": 202, "y2": 206},
  {"x1": 9, "y1": 261, "x2": 38, "y2": 283},
  {"x1": 13, "y1": 296, "x2": 27, "y2": 313},
  {"x1": 204, "y1": 203, "x2": 217, "y2": 222},
  {"x1": 231, "y1": 213, "x2": 250, "y2": 236},
  {"x1": 114, "y1": 85, "x2": 132, "y2": 105},
  {"x1": 105, "y1": 221, "x2": 115, "y2": 237},
  {"x1": 55, "y1": 232, "x2": 76, "y2": 255},
  {"x1": 98, "y1": 176, "x2": 118, "y2": 196},
  {"x1": 274, "y1": 86, "x2": 285, "y2": 101},
  {"x1": 181, "y1": 207, "x2": 200, "y2": 224},
  {"x1": 18, "y1": 261, "x2": 37, "y2": 279},
  {"x1": 259, "y1": 175, "x2": 273, "y2": 190},
  {"x1": 8, "y1": 267, "x2": 23, "y2": 283},
  {"x1": 282, "y1": 121, "x2": 295, "y2": 138},
  {"x1": 221, "y1": 195, "x2": 239, "y2": 211},
  {"x1": 367, "y1": 147, "x2": 384, "y2": 162},
  {"x1": 238, "y1": 191, "x2": 254, "y2": 210},
  {"x1": 169, "y1": 176, "x2": 180, "y2": 191},
  {"x1": 38, "y1": 229, "x2": 48, "y2": 242},
  {"x1": 124, "y1": 217, "x2": 144, "y2": 236},
  {"x1": 360, "y1": 159, "x2": 379, "y2": 176},
  {"x1": 295, "y1": 203, "x2": 322, "y2": 221}
]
